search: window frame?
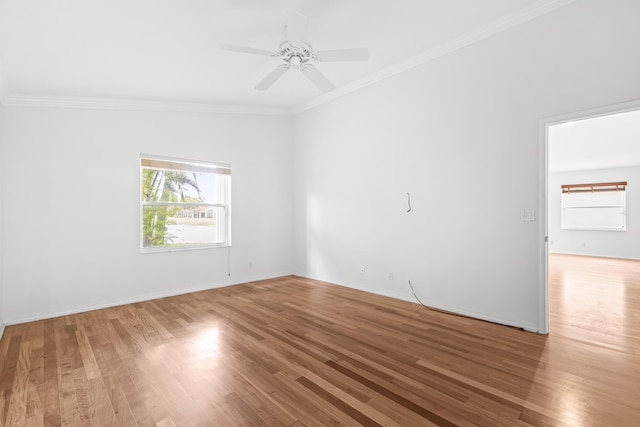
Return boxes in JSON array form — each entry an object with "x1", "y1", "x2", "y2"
[
  {"x1": 560, "y1": 182, "x2": 626, "y2": 232},
  {"x1": 139, "y1": 154, "x2": 231, "y2": 253}
]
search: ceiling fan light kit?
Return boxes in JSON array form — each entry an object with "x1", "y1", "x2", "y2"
[{"x1": 220, "y1": 12, "x2": 370, "y2": 93}]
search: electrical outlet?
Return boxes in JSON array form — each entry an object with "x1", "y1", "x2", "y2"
[
  {"x1": 520, "y1": 209, "x2": 535, "y2": 222},
  {"x1": 248, "y1": 261, "x2": 253, "y2": 270},
  {"x1": 360, "y1": 267, "x2": 365, "y2": 275},
  {"x1": 389, "y1": 272, "x2": 395, "y2": 281}
]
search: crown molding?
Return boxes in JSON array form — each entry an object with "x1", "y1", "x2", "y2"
[
  {"x1": 1, "y1": 94, "x2": 293, "y2": 116},
  {"x1": 293, "y1": 0, "x2": 578, "y2": 114},
  {"x1": 0, "y1": 0, "x2": 576, "y2": 116}
]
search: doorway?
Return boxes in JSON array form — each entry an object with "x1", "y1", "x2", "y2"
[{"x1": 542, "y1": 102, "x2": 640, "y2": 334}]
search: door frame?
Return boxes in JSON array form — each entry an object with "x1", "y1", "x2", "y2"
[{"x1": 538, "y1": 99, "x2": 640, "y2": 334}]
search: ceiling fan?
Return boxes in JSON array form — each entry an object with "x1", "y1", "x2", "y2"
[{"x1": 219, "y1": 12, "x2": 370, "y2": 92}]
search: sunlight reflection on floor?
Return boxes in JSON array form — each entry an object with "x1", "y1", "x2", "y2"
[{"x1": 193, "y1": 327, "x2": 221, "y2": 355}]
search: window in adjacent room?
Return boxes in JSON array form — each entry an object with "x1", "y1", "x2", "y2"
[
  {"x1": 561, "y1": 182, "x2": 626, "y2": 231},
  {"x1": 140, "y1": 154, "x2": 231, "y2": 252}
]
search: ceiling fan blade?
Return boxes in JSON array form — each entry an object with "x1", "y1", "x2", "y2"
[
  {"x1": 255, "y1": 64, "x2": 290, "y2": 90},
  {"x1": 219, "y1": 43, "x2": 275, "y2": 57},
  {"x1": 301, "y1": 65, "x2": 336, "y2": 92},
  {"x1": 285, "y1": 12, "x2": 308, "y2": 47},
  {"x1": 315, "y1": 48, "x2": 370, "y2": 62}
]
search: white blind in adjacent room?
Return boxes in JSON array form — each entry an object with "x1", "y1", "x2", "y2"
[{"x1": 561, "y1": 182, "x2": 626, "y2": 231}]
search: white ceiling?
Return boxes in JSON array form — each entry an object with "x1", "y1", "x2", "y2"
[
  {"x1": 0, "y1": 0, "x2": 571, "y2": 112},
  {"x1": 549, "y1": 109, "x2": 640, "y2": 173}
]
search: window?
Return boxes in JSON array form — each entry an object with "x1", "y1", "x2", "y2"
[
  {"x1": 140, "y1": 154, "x2": 231, "y2": 252},
  {"x1": 561, "y1": 182, "x2": 626, "y2": 231}
]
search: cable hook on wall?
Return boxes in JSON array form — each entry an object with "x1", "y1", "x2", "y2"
[{"x1": 406, "y1": 192, "x2": 412, "y2": 213}]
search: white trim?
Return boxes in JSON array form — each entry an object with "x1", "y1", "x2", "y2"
[
  {"x1": 538, "y1": 114, "x2": 550, "y2": 334},
  {"x1": 0, "y1": 62, "x2": 6, "y2": 104},
  {"x1": 1, "y1": 94, "x2": 292, "y2": 116},
  {"x1": 139, "y1": 153, "x2": 232, "y2": 251},
  {"x1": 0, "y1": 65, "x2": 4, "y2": 339},
  {"x1": 0, "y1": 79, "x2": 6, "y2": 106},
  {"x1": 542, "y1": 100, "x2": 640, "y2": 127},
  {"x1": 538, "y1": 99, "x2": 640, "y2": 335},
  {"x1": 303, "y1": 274, "x2": 540, "y2": 332},
  {"x1": 549, "y1": 251, "x2": 640, "y2": 261},
  {"x1": 0, "y1": 0, "x2": 576, "y2": 116},
  {"x1": 293, "y1": 0, "x2": 578, "y2": 114},
  {"x1": 3, "y1": 272, "x2": 292, "y2": 326}
]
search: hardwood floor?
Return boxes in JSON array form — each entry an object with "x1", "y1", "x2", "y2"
[{"x1": 1, "y1": 254, "x2": 639, "y2": 426}]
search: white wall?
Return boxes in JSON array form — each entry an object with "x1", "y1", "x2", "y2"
[
  {"x1": 549, "y1": 166, "x2": 640, "y2": 259},
  {"x1": 3, "y1": 0, "x2": 640, "y2": 334},
  {"x1": 292, "y1": 0, "x2": 640, "y2": 331},
  {"x1": 0, "y1": 106, "x2": 293, "y2": 324}
]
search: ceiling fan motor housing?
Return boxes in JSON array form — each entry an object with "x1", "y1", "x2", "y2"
[{"x1": 278, "y1": 42, "x2": 314, "y2": 69}]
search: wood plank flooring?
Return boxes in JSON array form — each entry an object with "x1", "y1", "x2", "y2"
[{"x1": 1, "y1": 254, "x2": 639, "y2": 426}]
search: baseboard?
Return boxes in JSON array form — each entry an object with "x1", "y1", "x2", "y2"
[
  {"x1": 4, "y1": 271, "x2": 292, "y2": 326},
  {"x1": 298, "y1": 273, "x2": 540, "y2": 333},
  {"x1": 4, "y1": 272, "x2": 539, "y2": 333},
  {"x1": 0, "y1": 324, "x2": 4, "y2": 342},
  {"x1": 549, "y1": 251, "x2": 640, "y2": 261}
]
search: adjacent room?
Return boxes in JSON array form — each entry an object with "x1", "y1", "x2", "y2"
[
  {"x1": 547, "y1": 109, "x2": 640, "y2": 346},
  {"x1": 1, "y1": 0, "x2": 639, "y2": 425}
]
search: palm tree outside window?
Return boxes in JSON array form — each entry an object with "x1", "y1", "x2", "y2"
[{"x1": 140, "y1": 154, "x2": 231, "y2": 252}]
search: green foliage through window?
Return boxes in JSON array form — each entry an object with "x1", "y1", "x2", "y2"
[{"x1": 140, "y1": 155, "x2": 231, "y2": 251}]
